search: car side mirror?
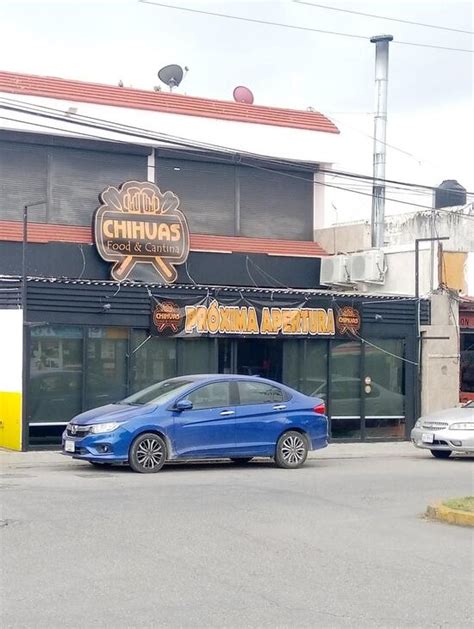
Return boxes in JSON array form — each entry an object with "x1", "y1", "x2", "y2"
[{"x1": 175, "y1": 399, "x2": 193, "y2": 412}]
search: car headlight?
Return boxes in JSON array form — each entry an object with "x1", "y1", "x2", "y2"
[
  {"x1": 449, "y1": 423, "x2": 474, "y2": 431},
  {"x1": 90, "y1": 422, "x2": 121, "y2": 434}
]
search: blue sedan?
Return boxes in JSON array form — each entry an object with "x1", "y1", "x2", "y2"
[{"x1": 62, "y1": 374, "x2": 328, "y2": 473}]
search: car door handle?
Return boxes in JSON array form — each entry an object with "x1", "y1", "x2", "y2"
[
  {"x1": 273, "y1": 405, "x2": 287, "y2": 411},
  {"x1": 220, "y1": 410, "x2": 235, "y2": 416}
]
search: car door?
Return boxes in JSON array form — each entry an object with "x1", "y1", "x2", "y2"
[
  {"x1": 234, "y1": 381, "x2": 292, "y2": 456},
  {"x1": 172, "y1": 381, "x2": 236, "y2": 458}
]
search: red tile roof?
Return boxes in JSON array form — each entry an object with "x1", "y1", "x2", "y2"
[
  {"x1": 0, "y1": 70, "x2": 339, "y2": 134},
  {"x1": 0, "y1": 221, "x2": 327, "y2": 257}
]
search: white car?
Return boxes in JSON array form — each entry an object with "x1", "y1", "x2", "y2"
[{"x1": 411, "y1": 401, "x2": 474, "y2": 458}]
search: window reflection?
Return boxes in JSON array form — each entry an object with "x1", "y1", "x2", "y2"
[
  {"x1": 29, "y1": 326, "x2": 83, "y2": 423},
  {"x1": 179, "y1": 338, "x2": 217, "y2": 375},
  {"x1": 330, "y1": 340, "x2": 361, "y2": 439},
  {"x1": 85, "y1": 327, "x2": 128, "y2": 409},
  {"x1": 130, "y1": 333, "x2": 177, "y2": 394}
]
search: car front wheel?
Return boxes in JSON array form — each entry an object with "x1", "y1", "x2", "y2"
[
  {"x1": 430, "y1": 449, "x2": 452, "y2": 459},
  {"x1": 275, "y1": 431, "x2": 308, "y2": 469},
  {"x1": 129, "y1": 433, "x2": 167, "y2": 473}
]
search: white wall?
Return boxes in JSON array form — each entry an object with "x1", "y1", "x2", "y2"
[
  {"x1": 355, "y1": 246, "x2": 435, "y2": 297},
  {"x1": 0, "y1": 309, "x2": 22, "y2": 393},
  {"x1": 385, "y1": 206, "x2": 474, "y2": 253},
  {"x1": 0, "y1": 92, "x2": 341, "y2": 165}
]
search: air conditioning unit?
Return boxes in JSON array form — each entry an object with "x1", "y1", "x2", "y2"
[
  {"x1": 320, "y1": 255, "x2": 350, "y2": 285},
  {"x1": 349, "y1": 250, "x2": 386, "y2": 283}
]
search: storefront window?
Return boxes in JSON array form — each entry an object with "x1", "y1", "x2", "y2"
[
  {"x1": 85, "y1": 327, "x2": 128, "y2": 409},
  {"x1": 460, "y1": 332, "x2": 474, "y2": 396},
  {"x1": 282, "y1": 340, "x2": 301, "y2": 390},
  {"x1": 29, "y1": 325, "x2": 83, "y2": 424},
  {"x1": 178, "y1": 338, "x2": 217, "y2": 375},
  {"x1": 130, "y1": 332, "x2": 177, "y2": 394},
  {"x1": 330, "y1": 340, "x2": 362, "y2": 439},
  {"x1": 282, "y1": 340, "x2": 328, "y2": 397},
  {"x1": 364, "y1": 339, "x2": 406, "y2": 439},
  {"x1": 302, "y1": 341, "x2": 328, "y2": 397}
]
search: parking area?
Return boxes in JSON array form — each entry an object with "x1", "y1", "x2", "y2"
[{"x1": 1, "y1": 443, "x2": 473, "y2": 628}]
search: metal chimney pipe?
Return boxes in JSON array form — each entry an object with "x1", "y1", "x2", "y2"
[{"x1": 370, "y1": 34, "x2": 393, "y2": 249}]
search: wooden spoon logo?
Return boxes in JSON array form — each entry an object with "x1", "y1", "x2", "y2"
[{"x1": 94, "y1": 181, "x2": 190, "y2": 283}]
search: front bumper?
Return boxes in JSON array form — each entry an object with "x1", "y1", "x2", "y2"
[
  {"x1": 411, "y1": 426, "x2": 474, "y2": 453},
  {"x1": 61, "y1": 428, "x2": 130, "y2": 463}
]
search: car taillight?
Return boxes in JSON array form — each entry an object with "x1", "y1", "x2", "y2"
[{"x1": 314, "y1": 402, "x2": 325, "y2": 415}]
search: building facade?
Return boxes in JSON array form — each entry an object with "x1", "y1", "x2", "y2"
[{"x1": 0, "y1": 71, "x2": 425, "y2": 450}]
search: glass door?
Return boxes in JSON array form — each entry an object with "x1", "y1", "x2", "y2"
[
  {"x1": 363, "y1": 339, "x2": 406, "y2": 439},
  {"x1": 329, "y1": 340, "x2": 362, "y2": 439}
]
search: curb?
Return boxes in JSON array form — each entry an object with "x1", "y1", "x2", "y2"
[{"x1": 426, "y1": 503, "x2": 474, "y2": 527}]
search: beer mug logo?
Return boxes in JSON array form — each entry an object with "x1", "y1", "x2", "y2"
[{"x1": 94, "y1": 181, "x2": 190, "y2": 283}]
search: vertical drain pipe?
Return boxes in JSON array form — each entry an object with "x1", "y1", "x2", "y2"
[{"x1": 370, "y1": 34, "x2": 393, "y2": 249}]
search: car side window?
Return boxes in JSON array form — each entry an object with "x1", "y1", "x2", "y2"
[
  {"x1": 187, "y1": 382, "x2": 231, "y2": 410},
  {"x1": 238, "y1": 382, "x2": 289, "y2": 405}
]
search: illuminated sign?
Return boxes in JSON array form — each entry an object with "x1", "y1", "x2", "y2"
[
  {"x1": 94, "y1": 181, "x2": 189, "y2": 283},
  {"x1": 335, "y1": 306, "x2": 361, "y2": 335},
  {"x1": 150, "y1": 298, "x2": 346, "y2": 337}
]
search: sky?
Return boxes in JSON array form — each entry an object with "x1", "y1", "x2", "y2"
[{"x1": 0, "y1": 0, "x2": 473, "y2": 225}]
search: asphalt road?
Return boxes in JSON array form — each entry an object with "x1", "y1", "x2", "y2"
[{"x1": 1, "y1": 443, "x2": 473, "y2": 628}]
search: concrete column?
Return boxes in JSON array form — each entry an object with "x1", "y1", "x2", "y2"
[{"x1": 420, "y1": 291, "x2": 460, "y2": 416}]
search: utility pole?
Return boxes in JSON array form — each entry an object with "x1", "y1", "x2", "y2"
[{"x1": 370, "y1": 34, "x2": 393, "y2": 249}]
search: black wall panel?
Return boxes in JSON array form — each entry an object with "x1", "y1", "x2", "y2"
[
  {"x1": 0, "y1": 135, "x2": 148, "y2": 226},
  {"x1": 156, "y1": 158, "x2": 236, "y2": 236},
  {"x1": 239, "y1": 166, "x2": 313, "y2": 240},
  {"x1": 0, "y1": 141, "x2": 48, "y2": 221},
  {"x1": 49, "y1": 147, "x2": 147, "y2": 225},
  {"x1": 0, "y1": 241, "x2": 321, "y2": 290}
]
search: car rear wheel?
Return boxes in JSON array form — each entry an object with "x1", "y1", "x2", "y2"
[
  {"x1": 129, "y1": 433, "x2": 167, "y2": 473},
  {"x1": 230, "y1": 458, "x2": 253, "y2": 464},
  {"x1": 275, "y1": 431, "x2": 308, "y2": 469},
  {"x1": 430, "y1": 449, "x2": 452, "y2": 459}
]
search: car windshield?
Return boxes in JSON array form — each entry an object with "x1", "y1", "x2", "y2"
[{"x1": 120, "y1": 379, "x2": 192, "y2": 406}]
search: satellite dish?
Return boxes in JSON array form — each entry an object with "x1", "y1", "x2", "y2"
[
  {"x1": 233, "y1": 86, "x2": 254, "y2": 104},
  {"x1": 158, "y1": 64, "x2": 184, "y2": 91}
]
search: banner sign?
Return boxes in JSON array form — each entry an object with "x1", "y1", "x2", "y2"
[
  {"x1": 150, "y1": 297, "x2": 361, "y2": 338},
  {"x1": 94, "y1": 181, "x2": 189, "y2": 283}
]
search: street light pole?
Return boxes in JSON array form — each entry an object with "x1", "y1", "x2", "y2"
[{"x1": 21, "y1": 201, "x2": 45, "y2": 451}]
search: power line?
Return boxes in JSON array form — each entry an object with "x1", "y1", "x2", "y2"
[
  {"x1": 294, "y1": 1, "x2": 474, "y2": 35},
  {"x1": 2, "y1": 94, "x2": 472, "y2": 199},
  {"x1": 321, "y1": 168, "x2": 474, "y2": 197},
  {"x1": 138, "y1": 1, "x2": 474, "y2": 53},
  {"x1": 2, "y1": 99, "x2": 474, "y2": 218}
]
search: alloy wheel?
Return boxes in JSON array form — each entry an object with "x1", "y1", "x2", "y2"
[
  {"x1": 280, "y1": 435, "x2": 306, "y2": 465},
  {"x1": 135, "y1": 437, "x2": 164, "y2": 470}
]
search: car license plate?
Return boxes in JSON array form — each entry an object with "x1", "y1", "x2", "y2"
[
  {"x1": 422, "y1": 433, "x2": 434, "y2": 444},
  {"x1": 65, "y1": 440, "x2": 75, "y2": 453}
]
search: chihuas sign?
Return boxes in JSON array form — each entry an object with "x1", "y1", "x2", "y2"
[{"x1": 95, "y1": 181, "x2": 189, "y2": 283}]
